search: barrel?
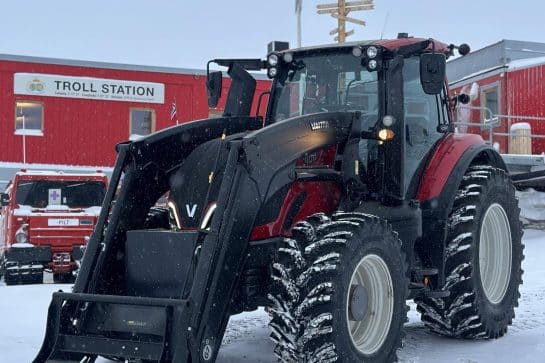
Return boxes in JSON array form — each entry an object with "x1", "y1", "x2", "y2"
[{"x1": 509, "y1": 122, "x2": 532, "y2": 154}]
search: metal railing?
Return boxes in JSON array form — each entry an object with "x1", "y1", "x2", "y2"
[{"x1": 454, "y1": 106, "x2": 545, "y2": 151}]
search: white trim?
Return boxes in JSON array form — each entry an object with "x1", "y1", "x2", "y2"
[
  {"x1": 0, "y1": 161, "x2": 113, "y2": 173},
  {"x1": 14, "y1": 129, "x2": 43, "y2": 136}
]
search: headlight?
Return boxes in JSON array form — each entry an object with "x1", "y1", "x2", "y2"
[
  {"x1": 200, "y1": 203, "x2": 217, "y2": 230},
  {"x1": 15, "y1": 232, "x2": 28, "y2": 244},
  {"x1": 14, "y1": 223, "x2": 29, "y2": 244},
  {"x1": 367, "y1": 59, "x2": 378, "y2": 70},
  {"x1": 167, "y1": 201, "x2": 182, "y2": 231},
  {"x1": 267, "y1": 53, "x2": 279, "y2": 67},
  {"x1": 378, "y1": 129, "x2": 395, "y2": 141},
  {"x1": 366, "y1": 46, "x2": 378, "y2": 59}
]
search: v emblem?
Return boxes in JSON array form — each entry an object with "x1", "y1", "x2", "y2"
[{"x1": 186, "y1": 204, "x2": 197, "y2": 218}]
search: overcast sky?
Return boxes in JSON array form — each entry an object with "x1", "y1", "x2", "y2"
[{"x1": 1, "y1": 0, "x2": 543, "y2": 69}]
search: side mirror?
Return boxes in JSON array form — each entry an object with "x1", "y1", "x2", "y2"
[
  {"x1": 1, "y1": 193, "x2": 9, "y2": 207},
  {"x1": 420, "y1": 53, "x2": 446, "y2": 95},
  {"x1": 207, "y1": 71, "x2": 223, "y2": 108}
]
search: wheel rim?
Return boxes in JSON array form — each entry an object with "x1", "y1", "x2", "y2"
[
  {"x1": 346, "y1": 254, "x2": 394, "y2": 355},
  {"x1": 479, "y1": 203, "x2": 512, "y2": 304}
]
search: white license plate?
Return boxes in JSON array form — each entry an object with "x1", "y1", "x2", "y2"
[{"x1": 48, "y1": 218, "x2": 79, "y2": 226}]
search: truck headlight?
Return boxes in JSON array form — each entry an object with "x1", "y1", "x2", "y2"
[{"x1": 15, "y1": 223, "x2": 29, "y2": 244}]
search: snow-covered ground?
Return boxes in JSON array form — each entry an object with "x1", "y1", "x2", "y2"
[{"x1": 1, "y1": 228, "x2": 544, "y2": 362}]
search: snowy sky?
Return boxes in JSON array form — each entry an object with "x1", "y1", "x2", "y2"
[{"x1": 1, "y1": 0, "x2": 544, "y2": 69}]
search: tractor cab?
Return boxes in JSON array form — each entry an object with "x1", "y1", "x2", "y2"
[
  {"x1": 265, "y1": 39, "x2": 451, "y2": 201},
  {"x1": 207, "y1": 37, "x2": 454, "y2": 204}
]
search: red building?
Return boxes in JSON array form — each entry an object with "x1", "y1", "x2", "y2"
[
  {"x1": 0, "y1": 54, "x2": 270, "y2": 168},
  {"x1": 447, "y1": 40, "x2": 545, "y2": 155}
]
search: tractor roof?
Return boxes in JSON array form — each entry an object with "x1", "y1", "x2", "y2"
[{"x1": 286, "y1": 37, "x2": 451, "y2": 55}]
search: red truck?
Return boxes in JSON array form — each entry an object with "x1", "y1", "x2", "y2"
[{"x1": 0, "y1": 170, "x2": 108, "y2": 284}]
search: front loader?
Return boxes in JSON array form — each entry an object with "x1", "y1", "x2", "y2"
[{"x1": 35, "y1": 35, "x2": 523, "y2": 363}]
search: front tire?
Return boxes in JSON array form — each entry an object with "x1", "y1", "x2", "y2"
[
  {"x1": 268, "y1": 212, "x2": 408, "y2": 362},
  {"x1": 415, "y1": 166, "x2": 524, "y2": 338}
]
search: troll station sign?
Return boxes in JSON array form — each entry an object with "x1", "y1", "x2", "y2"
[{"x1": 14, "y1": 73, "x2": 165, "y2": 104}]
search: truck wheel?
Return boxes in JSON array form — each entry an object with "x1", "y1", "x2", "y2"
[
  {"x1": 415, "y1": 166, "x2": 523, "y2": 338},
  {"x1": 268, "y1": 212, "x2": 408, "y2": 363},
  {"x1": 4, "y1": 270, "x2": 17, "y2": 285}
]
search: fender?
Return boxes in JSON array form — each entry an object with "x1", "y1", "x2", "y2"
[{"x1": 415, "y1": 132, "x2": 507, "y2": 287}]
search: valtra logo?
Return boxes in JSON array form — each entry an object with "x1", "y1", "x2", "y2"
[{"x1": 26, "y1": 78, "x2": 46, "y2": 93}]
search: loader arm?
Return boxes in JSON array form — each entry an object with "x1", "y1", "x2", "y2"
[
  {"x1": 189, "y1": 112, "x2": 355, "y2": 361},
  {"x1": 35, "y1": 111, "x2": 357, "y2": 363}
]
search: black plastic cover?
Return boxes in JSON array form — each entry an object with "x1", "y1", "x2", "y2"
[
  {"x1": 125, "y1": 230, "x2": 197, "y2": 299},
  {"x1": 5, "y1": 246, "x2": 51, "y2": 263}
]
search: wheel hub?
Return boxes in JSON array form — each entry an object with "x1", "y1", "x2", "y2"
[
  {"x1": 346, "y1": 254, "x2": 394, "y2": 355},
  {"x1": 349, "y1": 285, "x2": 368, "y2": 321},
  {"x1": 479, "y1": 203, "x2": 512, "y2": 304}
]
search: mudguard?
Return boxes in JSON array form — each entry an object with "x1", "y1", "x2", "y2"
[{"x1": 415, "y1": 133, "x2": 507, "y2": 286}]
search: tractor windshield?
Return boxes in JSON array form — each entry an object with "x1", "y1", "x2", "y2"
[{"x1": 269, "y1": 52, "x2": 378, "y2": 123}]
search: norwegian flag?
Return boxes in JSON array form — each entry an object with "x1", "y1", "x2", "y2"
[{"x1": 170, "y1": 101, "x2": 178, "y2": 125}]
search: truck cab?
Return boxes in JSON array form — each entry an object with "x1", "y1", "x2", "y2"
[{"x1": 0, "y1": 170, "x2": 108, "y2": 284}]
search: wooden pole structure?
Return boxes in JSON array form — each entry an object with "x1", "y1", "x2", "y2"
[
  {"x1": 338, "y1": 0, "x2": 346, "y2": 44},
  {"x1": 316, "y1": 0, "x2": 374, "y2": 43}
]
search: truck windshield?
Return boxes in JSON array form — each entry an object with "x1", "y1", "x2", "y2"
[
  {"x1": 15, "y1": 180, "x2": 106, "y2": 208},
  {"x1": 269, "y1": 52, "x2": 379, "y2": 122}
]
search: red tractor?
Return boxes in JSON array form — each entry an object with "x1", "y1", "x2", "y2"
[
  {"x1": 35, "y1": 35, "x2": 523, "y2": 363},
  {"x1": 0, "y1": 170, "x2": 108, "y2": 284}
]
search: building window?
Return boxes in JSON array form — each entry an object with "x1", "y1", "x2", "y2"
[
  {"x1": 130, "y1": 108, "x2": 155, "y2": 139},
  {"x1": 15, "y1": 101, "x2": 43, "y2": 136},
  {"x1": 481, "y1": 86, "x2": 499, "y2": 122}
]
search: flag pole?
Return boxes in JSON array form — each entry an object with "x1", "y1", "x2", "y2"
[
  {"x1": 22, "y1": 115, "x2": 26, "y2": 165},
  {"x1": 296, "y1": 0, "x2": 302, "y2": 47}
]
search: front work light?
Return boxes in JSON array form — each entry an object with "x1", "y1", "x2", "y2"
[
  {"x1": 366, "y1": 46, "x2": 378, "y2": 59},
  {"x1": 267, "y1": 53, "x2": 279, "y2": 67},
  {"x1": 267, "y1": 67, "x2": 278, "y2": 78}
]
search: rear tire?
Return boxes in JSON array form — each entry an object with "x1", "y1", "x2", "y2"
[
  {"x1": 415, "y1": 166, "x2": 524, "y2": 338},
  {"x1": 268, "y1": 212, "x2": 408, "y2": 362}
]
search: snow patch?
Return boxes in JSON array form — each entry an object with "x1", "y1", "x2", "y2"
[{"x1": 517, "y1": 188, "x2": 545, "y2": 225}]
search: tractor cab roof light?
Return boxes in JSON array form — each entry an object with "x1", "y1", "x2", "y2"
[
  {"x1": 366, "y1": 46, "x2": 378, "y2": 59},
  {"x1": 352, "y1": 46, "x2": 363, "y2": 57},
  {"x1": 283, "y1": 52, "x2": 293, "y2": 63},
  {"x1": 267, "y1": 53, "x2": 280, "y2": 67}
]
